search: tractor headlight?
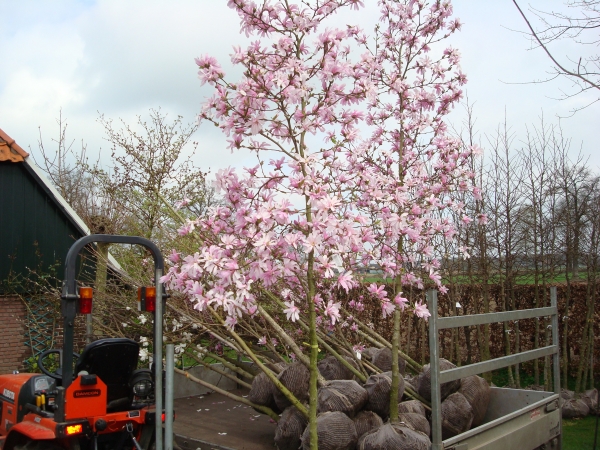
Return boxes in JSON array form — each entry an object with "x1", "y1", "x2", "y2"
[
  {"x1": 130, "y1": 369, "x2": 153, "y2": 399},
  {"x1": 133, "y1": 379, "x2": 153, "y2": 398}
]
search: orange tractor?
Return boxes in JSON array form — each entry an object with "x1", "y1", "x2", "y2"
[{"x1": 0, "y1": 235, "x2": 168, "y2": 450}]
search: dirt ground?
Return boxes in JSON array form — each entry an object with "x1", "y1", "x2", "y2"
[{"x1": 173, "y1": 388, "x2": 277, "y2": 450}]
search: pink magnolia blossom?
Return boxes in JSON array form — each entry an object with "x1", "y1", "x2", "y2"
[
  {"x1": 323, "y1": 300, "x2": 341, "y2": 325},
  {"x1": 381, "y1": 300, "x2": 396, "y2": 319},
  {"x1": 283, "y1": 301, "x2": 300, "y2": 322},
  {"x1": 413, "y1": 300, "x2": 431, "y2": 320},
  {"x1": 394, "y1": 293, "x2": 409, "y2": 311}
]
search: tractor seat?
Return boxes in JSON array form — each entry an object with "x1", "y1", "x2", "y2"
[{"x1": 75, "y1": 338, "x2": 140, "y2": 411}]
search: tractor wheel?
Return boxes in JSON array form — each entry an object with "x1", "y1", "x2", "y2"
[{"x1": 13, "y1": 441, "x2": 64, "y2": 450}]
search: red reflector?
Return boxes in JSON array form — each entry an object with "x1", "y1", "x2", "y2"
[
  {"x1": 79, "y1": 287, "x2": 93, "y2": 314},
  {"x1": 161, "y1": 413, "x2": 165, "y2": 423},
  {"x1": 145, "y1": 287, "x2": 156, "y2": 312},
  {"x1": 66, "y1": 424, "x2": 83, "y2": 435}
]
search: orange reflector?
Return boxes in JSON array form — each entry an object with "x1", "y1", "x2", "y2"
[
  {"x1": 145, "y1": 286, "x2": 156, "y2": 312},
  {"x1": 78, "y1": 287, "x2": 93, "y2": 314},
  {"x1": 66, "y1": 424, "x2": 83, "y2": 435}
]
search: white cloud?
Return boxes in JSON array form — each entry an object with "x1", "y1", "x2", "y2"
[{"x1": 1, "y1": 0, "x2": 598, "y2": 172}]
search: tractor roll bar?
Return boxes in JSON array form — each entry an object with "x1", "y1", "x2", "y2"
[{"x1": 60, "y1": 234, "x2": 166, "y2": 450}]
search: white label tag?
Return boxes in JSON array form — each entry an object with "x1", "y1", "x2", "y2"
[{"x1": 3, "y1": 388, "x2": 15, "y2": 400}]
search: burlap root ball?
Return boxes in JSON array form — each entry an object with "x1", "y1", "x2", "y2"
[
  {"x1": 353, "y1": 411, "x2": 384, "y2": 439},
  {"x1": 561, "y1": 389, "x2": 575, "y2": 400},
  {"x1": 318, "y1": 380, "x2": 368, "y2": 417},
  {"x1": 371, "y1": 347, "x2": 406, "y2": 375},
  {"x1": 561, "y1": 398, "x2": 590, "y2": 419},
  {"x1": 301, "y1": 411, "x2": 358, "y2": 450},
  {"x1": 397, "y1": 399, "x2": 427, "y2": 417},
  {"x1": 357, "y1": 423, "x2": 430, "y2": 450},
  {"x1": 397, "y1": 412, "x2": 431, "y2": 437},
  {"x1": 458, "y1": 375, "x2": 491, "y2": 427},
  {"x1": 318, "y1": 355, "x2": 359, "y2": 381},
  {"x1": 403, "y1": 374, "x2": 418, "y2": 399},
  {"x1": 361, "y1": 347, "x2": 380, "y2": 362},
  {"x1": 275, "y1": 406, "x2": 308, "y2": 450},
  {"x1": 417, "y1": 358, "x2": 461, "y2": 402},
  {"x1": 441, "y1": 392, "x2": 474, "y2": 440},
  {"x1": 273, "y1": 362, "x2": 310, "y2": 411},
  {"x1": 248, "y1": 371, "x2": 280, "y2": 413},
  {"x1": 581, "y1": 388, "x2": 598, "y2": 411},
  {"x1": 364, "y1": 371, "x2": 405, "y2": 420}
]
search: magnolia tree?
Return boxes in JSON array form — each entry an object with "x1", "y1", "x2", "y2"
[
  {"x1": 351, "y1": 0, "x2": 479, "y2": 421},
  {"x1": 162, "y1": 0, "x2": 478, "y2": 446}
]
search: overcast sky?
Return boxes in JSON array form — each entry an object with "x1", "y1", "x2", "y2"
[{"x1": 1, "y1": 0, "x2": 598, "y2": 174}]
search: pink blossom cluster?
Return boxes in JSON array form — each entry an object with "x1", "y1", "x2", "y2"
[
  {"x1": 348, "y1": 0, "x2": 479, "y2": 318},
  {"x1": 163, "y1": 0, "x2": 480, "y2": 330}
]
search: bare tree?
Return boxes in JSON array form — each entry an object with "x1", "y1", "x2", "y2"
[
  {"x1": 487, "y1": 117, "x2": 526, "y2": 387},
  {"x1": 34, "y1": 111, "x2": 126, "y2": 234},
  {"x1": 96, "y1": 109, "x2": 216, "y2": 247},
  {"x1": 512, "y1": 0, "x2": 600, "y2": 113}
]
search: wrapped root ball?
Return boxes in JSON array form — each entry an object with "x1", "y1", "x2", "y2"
[
  {"x1": 441, "y1": 392, "x2": 474, "y2": 440},
  {"x1": 318, "y1": 355, "x2": 359, "y2": 381},
  {"x1": 275, "y1": 406, "x2": 308, "y2": 450},
  {"x1": 318, "y1": 380, "x2": 368, "y2": 417},
  {"x1": 397, "y1": 399, "x2": 427, "y2": 417},
  {"x1": 417, "y1": 358, "x2": 461, "y2": 402},
  {"x1": 398, "y1": 412, "x2": 431, "y2": 437},
  {"x1": 358, "y1": 423, "x2": 430, "y2": 450},
  {"x1": 273, "y1": 362, "x2": 310, "y2": 411},
  {"x1": 371, "y1": 347, "x2": 406, "y2": 375},
  {"x1": 249, "y1": 371, "x2": 280, "y2": 413},
  {"x1": 353, "y1": 411, "x2": 383, "y2": 439},
  {"x1": 301, "y1": 411, "x2": 358, "y2": 450},
  {"x1": 364, "y1": 372, "x2": 405, "y2": 420},
  {"x1": 562, "y1": 398, "x2": 590, "y2": 419},
  {"x1": 458, "y1": 375, "x2": 491, "y2": 427}
]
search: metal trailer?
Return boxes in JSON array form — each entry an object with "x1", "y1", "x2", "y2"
[{"x1": 427, "y1": 287, "x2": 562, "y2": 450}]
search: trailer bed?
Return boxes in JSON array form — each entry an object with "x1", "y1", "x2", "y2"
[{"x1": 443, "y1": 387, "x2": 561, "y2": 450}]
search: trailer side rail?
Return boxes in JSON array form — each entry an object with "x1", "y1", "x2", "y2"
[{"x1": 427, "y1": 287, "x2": 561, "y2": 450}]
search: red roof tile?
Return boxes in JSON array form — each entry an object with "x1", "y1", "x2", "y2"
[{"x1": 0, "y1": 128, "x2": 29, "y2": 162}]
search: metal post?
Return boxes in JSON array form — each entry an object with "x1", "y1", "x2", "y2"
[
  {"x1": 550, "y1": 286, "x2": 562, "y2": 449},
  {"x1": 61, "y1": 288, "x2": 77, "y2": 389},
  {"x1": 165, "y1": 344, "x2": 174, "y2": 450},
  {"x1": 155, "y1": 268, "x2": 163, "y2": 450},
  {"x1": 86, "y1": 315, "x2": 93, "y2": 345},
  {"x1": 427, "y1": 289, "x2": 443, "y2": 450}
]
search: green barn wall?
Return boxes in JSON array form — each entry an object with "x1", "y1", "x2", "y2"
[{"x1": 0, "y1": 161, "x2": 87, "y2": 293}]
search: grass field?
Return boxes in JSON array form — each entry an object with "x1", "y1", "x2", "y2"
[{"x1": 563, "y1": 415, "x2": 599, "y2": 450}]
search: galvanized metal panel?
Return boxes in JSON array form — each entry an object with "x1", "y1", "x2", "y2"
[
  {"x1": 439, "y1": 345, "x2": 558, "y2": 383},
  {"x1": 437, "y1": 306, "x2": 556, "y2": 329}
]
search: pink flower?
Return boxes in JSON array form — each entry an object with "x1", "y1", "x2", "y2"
[
  {"x1": 168, "y1": 249, "x2": 180, "y2": 264},
  {"x1": 324, "y1": 300, "x2": 341, "y2": 325},
  {"x1": 337, "y1": 271, "x2": 355, "y2": 292},
  {"x1": 413, "y1": 301, "x2": 431, "y2": 320},
  {"x1": 394, "y1": 293, "x2": 408, "y2": 311},
  {"x1": 283, "y1": 301, "x2": 300, "y2": 322},
  {"x1": 381, "y1": 300, "x2": 395, "y2": 318},
  {"x1": 367, "y1": 283, "x2": 388, "y2": 300},
  {"x1": 224, "y1": 315, "x2": 237, "y2": 330}
]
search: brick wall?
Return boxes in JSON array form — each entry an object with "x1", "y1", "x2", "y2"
[{"x1": 0, "y1": 296, "x2": 30, "y2": 373}]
